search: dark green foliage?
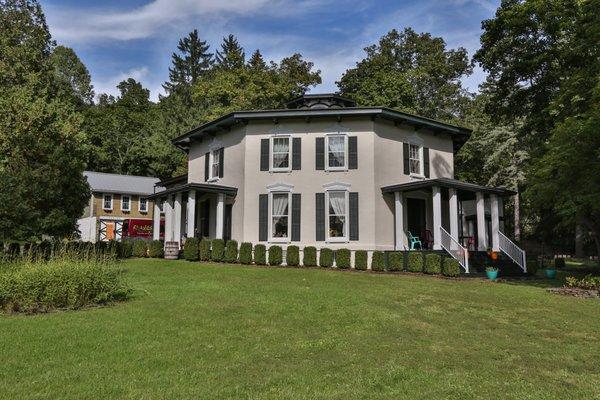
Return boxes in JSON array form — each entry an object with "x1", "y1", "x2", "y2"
[
  {"x1": 303, "y1": 247, "x2": 317, "y2": 267},
  {"x1": 354, "y1": 250, "x2": 368, "y2": 270},
  {"x1": 442, "y1": 258, "x2": 461, "y2": 277},
  {"x1": 286, "y1": 245, "x2": 300, "y2": 267},
  {"x1": 119, "y1": 240, "x2": 133, "y2": 259},
  {"x1": 148, "y1": 240, "x2": 164, "y2": 258},
  {"x1": 239, "y1": 242, "x2": 252, "y2": 264},
  {"x1": 211, "y1": 239, "x2": 225, "y2": 262},
  {"x1": 335, "y1": 249, "x2": 351, "y2": 269},
  {"x1": 407, "y1": 252, "x2": 423, "y2": 272},
  {"x1": 526, "y1": 259, "x2": 539, "y2": 276},
  {"x1": 199, "y1": 238, "x2": 211, "y2": 261},
  {"x1": 319, "y1": 248, "x2": 333, "y2": 268},
  {"x1": 424, "y1": 254, "x2": 442, "y2": 275},
  {"x1": 268, "y1": 246, "x2": 282, "y2": 266},
  {"x1": 554, "y1": 258, "x2": 566, "y2": 269},
  {"x1": 371, "y1": 251, "x2": 385, "y2": 271},
  {"x1": 183, "y1": 237, "x2": 199, "y2": 261},
  {"x1": 253, "y1": 244, "x2": 266, "y2": 265},
  {"x1": 388, "y1": 252, "x2": 403, "y2": 271},
  {"x1": 132, "y1": 240, "x2": 147, "y2": 258},
  {"x1": 224, "y1": 240, "x2": 238, "y2": 263}
]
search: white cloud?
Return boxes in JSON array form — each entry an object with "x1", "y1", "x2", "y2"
[{"x1": 93, "y1": 66, "x2": 165, "y2": 102}]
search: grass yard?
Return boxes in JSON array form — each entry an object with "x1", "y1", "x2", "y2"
[{"x1": 1, "y1": 259, "x2": 599, "y2": 399}]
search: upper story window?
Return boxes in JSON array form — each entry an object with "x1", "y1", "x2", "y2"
[
  {"x1": 209, "y1": 149, "x2": 221, "y2": 180},
  {"x1": 139, "y1": 197, "x2": 148, "y2": 213},
  {"x1": 121, "y1": 195, "x2": 131, "y2": 212},
  {"x1": 271, "y1": 137, "x2": 290, "y2": 171},
  {"x1": 327, "y1": 190, "x2": 348, "y2": 241},
  {"x1": 103, "y1": 194, "x2": 113, "y2": 211},
  {"x1": 326, "y1": 135, "x2": 347, "y2": 170},
  {"x1": 409, "y1": 143, "x2": 423, "y2": 176},
  {"x1": 270, "y1": 192, "x2": 290, "y2": 241}
]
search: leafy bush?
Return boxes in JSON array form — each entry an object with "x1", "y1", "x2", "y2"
[
  {"x1": 442, "y1": 258, "x2": 461, "y2": 277},
  {"x1": 424, "y1": 254, "x2": 442, "y2": 274},
  {"x1": 211, "y1": 239, "x2": 225, "y2": 262},
  {"x1": 239, "y1": 242, "x2": 253, "y2": 264},
  {"x1": 119, "y1": 239, "x2": 134, "y2": 258},
  {"x1": 199, "y1": 238, "x2": 211, "y2": 261},
  {"x1": 526, "y1": 260, "x2": 539, "y2": 276},
  {"x1": 336, "y1": 249, "x2": 351, "y2": 269},
  {"x1": 132, "y1": 240, "x2": 148, "y2": 258},
  {"x1": 183, "y1": 238, "x2": 200, "y2": 261},
  {"x1": 388, "y1": 252, "x2": 403, "y2": 271},
  {"x1": 303, "y1": 246, "x2": 317, "y2": 267},
  {"x1": 286, "y1": 246, "x2": 300, "y2": 267},
  {"x1": 565, "y1": 275, "x2": 600, "y2": 290},
  {"x1": 354, "y1": 250, "x2": 368, "y2": 270},
  {"x1": 224, "y1": 240, "x2": 238, "y2": 263},
  {"x1": 371, "y1": 251, "x2": 385, "y2": 271},
  {"x1": 268, "y1": 245, "x2": 282, "y2": 266},
  {"x1": 554, "y1": 258, "x2": 566, "y2": 269},
  {"x1": 148, "y1": 240, "x2": 164, "y2": 258},
  {"x1": 0, "y1": 259, "x2": 131, "y2": 314},
  {"x1": 319, "y1": 248, "x2": 333, "y2": 268},
  {"x1": 254, "y1": 244, "x2": 266, "y2": 265},
  {"x1": 407, "y1": 252, "x2": 423, "y2": 272}
]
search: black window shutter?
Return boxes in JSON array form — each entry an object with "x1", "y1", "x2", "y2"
[
  {"x1": 260, "y1": 139, "x2": 269, "y2": 171},
  {"x1": 348, "y1": 136, "x2": 358, "y2": 169},
  {"x1": 349, "y1": 192, "x2": 359, "y2": 241},
  {"x1": 259, "y1": 194, "x2": 268, "y2": 241},
  {"x1": 315, "y1": 137, "x2": 325, "y2": 170},
  {"x1": 315, "y1": 193, "x2": 325, "y2": 241},
  {"x1": 218, "y1": 147, "x2": 224, "y2": 178},
  {"x1": 403, "y1": 143, "x2": 409, "y2": 175},
  {"x1": 291, "y1": 193, "x2": 301, "y2": 241},
  {"x1": 423, "y1": 147, "x2": 430, "y2": 178},
  {"x1": 205, "y1": 152, "x2": 210, "y2": 181},
  {"x1": 292, "y1": 137, "x2": 301, "y2": 170}
]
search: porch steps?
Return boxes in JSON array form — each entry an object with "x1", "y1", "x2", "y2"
[{"x1": 467, "y1": 251, "x2": 525, "y2": 276}]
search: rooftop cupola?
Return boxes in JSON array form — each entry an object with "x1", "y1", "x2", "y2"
[{"x1": 285, "y1": 93, "x2": 356, "y2": 109}]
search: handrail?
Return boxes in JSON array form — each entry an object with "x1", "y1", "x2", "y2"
[
  {"x1": 439, "y1": 226, "x2": 469, "y2": 273},
  {"x1": 498, "y1": 231, "x2": 527, "y2": 272}
]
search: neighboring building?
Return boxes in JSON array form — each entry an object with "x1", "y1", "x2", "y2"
[
  {"x1": 149, "y1": 94, "x2": 525, "y2": 273},
  {"x1": 78, "y1": 171, "x2": 164, "y2": 242}
]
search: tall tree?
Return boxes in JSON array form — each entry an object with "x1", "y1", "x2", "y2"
[
  {"x1": 49, "y1": 45, "x2": 94, "y2": 108},
  {"x1": 248, "y1": 49, "x2": 266, "y2": 70},
  {"x1": 215, "y1": 34, "x2": 245, "y2": 70},
  {"x1": 337, "y1": 28, "x2": 472, "y2": 122}
]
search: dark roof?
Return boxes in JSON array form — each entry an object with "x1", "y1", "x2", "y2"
[
  {"x1": 381, "y1": 178, "x2": 516, "y2": 196},
  {"x1": 285, "y1": 93, "x2": 357, "y2": 109},
  {"x1": 156, "y1": 174, "x2": 187, "y2": 187},
  {"x1": 172, "y1": 107, "x2": 471, "y2": 152},
  {"x1": 148, "y1": 182, "x2": 238, "y2": 199}
]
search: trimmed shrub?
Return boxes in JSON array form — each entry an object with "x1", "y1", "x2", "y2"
[
  {"x1": 303, "y1": 246, "x2": 317, "y2": 267},
  {"x1": 268, "y1": 245, "x2": 282, "y2": 266},
  {"x1": 424, "y1": 254, "x2": 442, "y2": 274},
  {"x1": 119, "y1": 240, "x2": 134, "y2": 258},
  {"x1": 407, "y1": 252, "x2": 423, "y2": 272},
  {"x1": 554, "y1": 258, "x2": 566, "y2": 269},
  {"x1": 224, "y1": 240, "x2": 239, "y2": 263},
  {"x1": 132, "y1": 240, "x2": 147, "y2": 258},
  {"x1": 371, "y1": 251, "x2": 385, "y2": 271},
  {"x1": 239, "y1": 242, "x2": 253, "y2": 264},
  {"x1": 335, "y1": 249, "x2": 351, "y2": 269},
  {"x1": 354, "y1": 250, "x2": 368, "y2": 270},
  {"x1": 442, "y1": 258, "x2": 461, "y2": 277},
  {"x1": 183, "y1": 237, "x2": 200, "y2": 261},
  {"x1": 388, "y1": 252, "x2": 403, "y2": 271},
  {"x1": 199, "y1": 238, "x2": 211, "y2": 261},
  {"x1": 148, "y1": 240, "x2": 164, "y2": 258},
  {"x1": 254, "y1": 244, "x2": 266, "y2": 265},
  {"x1": 286, "y1": 245, "x2": 300, "y2": 267},
  {"x1": 211, "y1": 239, "x2": 225, "y2": 262},
  {"x1": 319, "y1": 248, "x2": 333, "y2": 268}
]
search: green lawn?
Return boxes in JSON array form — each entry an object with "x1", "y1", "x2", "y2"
[{"x1": 1, "y1": 259, "x2": 599, "y2": 399}]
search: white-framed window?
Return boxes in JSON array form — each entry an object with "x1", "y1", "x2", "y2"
[
  {"x1": 121, "y1": 195, "x2": 131, "y2": 212},
  {"x1": 102, "y1": 194, "x2": 113, "y2": 211},
  {"x1": 409, "y1": 143, "x2": 423, "y2": 176},
  {"x1": 138, "y1": 197, "x2": 148, "y2": 213},
  {"x1": 269, "y1": 192, "x2": 291, "y2": 242},
  {"x1": 271, "y1": 136, "x2": 291, "y2": 172},
  {"x1": 326, "y1": 190, "x2": 348, "y2": 241},
  {"x1": 208, "y1": 149, "x2": 221, "y2": 181},
  {"x1": 326, "y1": 134, "x2": 347, "y2": 171}
]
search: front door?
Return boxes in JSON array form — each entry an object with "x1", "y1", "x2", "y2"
[{"x1": 407, "y1": 198, "x2": 427, "y2": 240}]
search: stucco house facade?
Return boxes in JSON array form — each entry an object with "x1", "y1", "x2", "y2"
[{"x1": 150, "y1": 94, "x2": 525, "y2": 273}]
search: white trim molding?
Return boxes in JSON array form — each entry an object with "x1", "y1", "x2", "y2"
[
  {"x1": 102, "y1": 193, "x2": 113, "y2": 211},
  {"x1": 267, "y1": 182, "x2": 294, "y2": 192},
  {"x1": 269, "y1": 134, "x2": 292, "y2": 173},
  {"x1": 324, "y1": 133, "x2": 348, "y2": 172},
  {"x1": 322, "y1": 181, "x2": 351, "y2": 191}
]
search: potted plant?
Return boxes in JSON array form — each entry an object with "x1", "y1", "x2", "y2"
[
  {"x1": 544, "y1": 260, "x2": 557, "y2": 279},
  {"x1": 486, "y1": 266, "x2": 499, "y2": 281}
]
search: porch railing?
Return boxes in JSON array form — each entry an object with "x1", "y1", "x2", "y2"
[
  {"x1": 439, "y1": 226, "x2": 469, "y2": 273},
  {"x1": 498, "y1": 231, "x2": 527, "y2": 272}
]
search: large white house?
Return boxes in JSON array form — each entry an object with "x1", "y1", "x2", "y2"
[{"x1": 149, "y1": 94, "x2": 525, "y2": 273}]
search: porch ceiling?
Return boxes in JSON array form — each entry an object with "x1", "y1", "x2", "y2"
[
  {"x1": 381, "y1": 178, "x2": 515, "y2": 197},
  {"x1": 148, "y1": 182, "x2": 238, "y2": 199}
]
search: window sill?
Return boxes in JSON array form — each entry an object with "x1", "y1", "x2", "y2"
[
  {"x1": 325, "y1": 168, "x2": 348, "y2": 172},
  {"x1": 207, "y1": 177, "x2": 219, "y2": 183},
  {"x1": 409, "y1": 173, "x2": 426, "y2": 180},
  {"x1": 269, "y1": 238, "x2": 290, "y2": 244},
  {"x1": 270, "y1": 169, "x2": 291, "y2": 173},
  {"x1": 326, "y1": 238, "x2": 349, "y2": 243}
]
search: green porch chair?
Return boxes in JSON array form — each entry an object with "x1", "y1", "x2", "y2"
[{"x1": 406, "y1": 231, "x2": 422, "y2": 250}]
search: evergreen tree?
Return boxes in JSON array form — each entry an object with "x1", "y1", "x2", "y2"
[
  {"x1": 248, "y1": 49, "x2": 267, "y2": 70},
  {"x1": 163, "y1": 29, "x2": 213, "y2": 95},
  {"x1": 215, "y1": 34, "x2": 245, "y2": 70}
]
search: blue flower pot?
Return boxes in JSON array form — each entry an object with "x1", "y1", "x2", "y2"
[
  {"x1": 486, "y1": 270, "x2": 498, "y2": 281},
  {"x1": 545, "y1": 268, "x2": 557, "y2": 279}
]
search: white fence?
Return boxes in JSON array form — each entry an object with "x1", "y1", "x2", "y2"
[
  {"x1": 439, "y1": 226, "x2": 469, "y2": 273},
  {"x1": 498, "y1": 231, "x2": 527, "y2": 272}
]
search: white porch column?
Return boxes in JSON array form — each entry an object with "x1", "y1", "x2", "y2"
[
  {"x1": 152, "y1": 199, "x2": 161, "y2": 240},
  {"x1": 394, "y1": 191, "x2": 405, "y2": 250},
  {"x1": 490, "y1": 194, "x2": 500, "y2": 251},
  {"x1": 215, "y1": 193, "x2": 225, "y2": 239},
  {"x1": 187, "y1": 190, "x2": 196, "y2": 239},
  {"x1": 476, "y1": 192, "x2": 487, "y2": 251},
  {"x1": 164, "y1": 195, "x2": 173, "y2": 242},
  {"x1": 174, "y1": 193, "x2": 182, "y2": 246},
  {"x1": 432, "y1": 186, "x2": 442, "y2": 250},
  {"x1": 449, "y1": 188, "x2": 459, "y2": 249}
]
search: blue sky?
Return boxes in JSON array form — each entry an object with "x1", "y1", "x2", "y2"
[{"x1": 41, "y1": 0, "x2": 499, "y2": 102}]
